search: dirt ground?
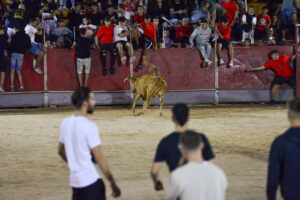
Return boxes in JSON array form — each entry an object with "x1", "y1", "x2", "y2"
[{"x1": 0, "y1": 105, "x2": 288, "y2": 200}]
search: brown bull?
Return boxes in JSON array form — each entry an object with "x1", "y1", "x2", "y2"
[{"x1": 124, "y1": 75, "x2": 167, "y2": 115}]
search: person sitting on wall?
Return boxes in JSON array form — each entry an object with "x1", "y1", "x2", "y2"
[
  {"x1": 215, "y1": 17, "x2": 234, "y2": 67},
  {"x1": 95, "y1": 17, "x2": 117, "y2": 76},
  {"x1": 245, "y1": 50, "x2": 296, "y2": 105},
  {"x1": 189, "y1": 17, "x2": 215, "y2": 67},
  {"x1": 174, "y1": 17, "x2": 192, "y2": 46}
]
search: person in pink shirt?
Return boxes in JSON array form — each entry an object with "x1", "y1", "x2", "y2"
[{"x1": 79, "y1": 17, "x2": 97, "y2": 38}]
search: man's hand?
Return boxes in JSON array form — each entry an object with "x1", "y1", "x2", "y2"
[
  {"x1": 111, "y1": 182, "x2": 121, "y2": 198},
  {"x1": 154, "y1": 180, "x2": 164, "y2": 191},
  {"x1": 245, "y1": 69, "x2": 252, "y2": 72}
]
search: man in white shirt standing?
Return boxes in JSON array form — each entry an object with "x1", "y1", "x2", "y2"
[
  {"x1": 25, "y1": 18, "x2": 46, "y2": 75},
  {"x1": 166, "y1": 131, "x2": 227, "y2": 200},
  {"x1": 114, "y1": 16, "x2": 135, "y2": 65},
  {"x1": 58, "y1": 87, "x2": 121, "y2": 200}
]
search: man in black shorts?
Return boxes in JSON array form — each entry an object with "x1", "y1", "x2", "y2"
[
  {"x1": 114, "y1": 16, "x2": 135, "y2": 65},
  {"x1": 246, "y1": 50, "x2": 296, "y2": 104},
  {"x1": 95, "y1": 17, "x2": 117, "y2": 76},
  {"x1": 150, "y1": 103, "x2": 215, "y2": 191},
  {"x1": 0, "y1": 25, "x2": 8, "y2": 92}
]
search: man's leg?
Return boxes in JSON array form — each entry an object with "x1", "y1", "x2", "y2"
[
  {"x1": 271, "y1": 84, "x2": 280, "y2": 102},
  {"x1": 116, "y1": 42, "x2": 125, "y2": 62},
  {"x1": 16, "y1": 54, "x2": 24, "y2": 90},
  {"x1": 84, "y1": 58, "x2": 91, "y2": 87},
  {"x1": 109, "y1": 44, "x2": 117, "y2": 74},
  {"x1": 0, "y1": 72, "x2": 5, "y2": 90},
  {"x1": 126, "y1": 42, "x2": 136, "y2": 64},
  {"x1": 228, "y1": 43, "x2": 234, "y2": 67},
  {"x1": 10, "y1": 55, "x2": 16, "y2": 91},
  {"x1": 217, "y1": 43, "x2": 223, "y2": 65},
  {"x1": 198, "y1": 45, "x2": 208, "y2": 67},
  {"x1": 100, "y1": 46, "x2": 108, "y2": 76},
  {"x1": 16, "y1": 70, "x2": 23, "y2": 90}
]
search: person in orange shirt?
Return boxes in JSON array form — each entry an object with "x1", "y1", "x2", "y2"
[
  {"x1": 135, "y1": 15, "x2": 158, "y2": 71},
  {"x1": 215, "y1": 18, "x2": 234, "y2": 67},
  {"x1": 95, "y1": 17, "x2": 117, "y2": 76},
  {"x1": 246, "y1": 50, "x2": 296, "y2": 104}
]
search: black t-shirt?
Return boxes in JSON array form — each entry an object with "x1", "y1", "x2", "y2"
[
  {"x1": 76, "y1": 37, "x2": 93, "y2": 59},
  {"x1": 68, "y1": 12, "x2": 84, "y2": 28},
  {"x1": 8, "y1": 9, "x2": 29, "y2": 29},
  {"x1": 154, "y1": 132, "x2": 215, "y2": 172},
  {"x1": 0, "y1": 34, "x2": 8, "y2": 56},
  {"x1": 170, "y1": 1, "x2": 186, "y2": 12},
  {"x1": 87, "y1": 12, "x2": 103, "y2": 26},
  {"x1": 35, "y1": 33, "x2": 43, "y2": 44}
]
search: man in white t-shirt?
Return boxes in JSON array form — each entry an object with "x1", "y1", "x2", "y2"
[
  {"x1": 58, "y1": 87, "x2": 121, "y2": 200},
  {"x1": 114, "y1": 16, "x2": 135, "y2": 65},
  {"x1": 25, "y1": 18, "x2": 47, "y2": 75},
  {"x1": 166, "y1": 131, "x2": 227, "y2": 200}
]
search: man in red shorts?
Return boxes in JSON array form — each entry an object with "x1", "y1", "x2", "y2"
[
  {"x1": 95, "y1": 17, "x2": 117, "y2": 76},
  {"x1": 215, "y1": 18, "x2": 234, "y2": 67},
  {"x1": 246, "y1": 50, "x2": 296, "y2": 104}
]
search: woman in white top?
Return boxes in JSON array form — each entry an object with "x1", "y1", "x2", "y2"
[{"x1": 79, "y1": 17, "x2": 97, "y2": 38}]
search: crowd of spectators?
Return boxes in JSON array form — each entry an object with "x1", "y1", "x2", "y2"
[{"x1": 1, "y1": 0, "x2": 300, "y2": 91}]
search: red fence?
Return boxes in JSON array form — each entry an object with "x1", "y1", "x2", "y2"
[{"x1": 2, "y1": 45, "x2": 294, "y2": 92}]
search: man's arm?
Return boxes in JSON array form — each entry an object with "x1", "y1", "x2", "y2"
[
  {"x1": 189, "y1": 29, "x2": 197, "y2": 47},
  {"x1": 92, "y1": 145, "x2": 121, "y2": 198},
  {"x1": 150, "y1": 162, "x2": 164, "y2": 190},
  {"x1": 95, "y1": 35, "x2": 100, "y2": 50},
  {"x1": 58, "y1": 142, "x2": 67, "y2": 163},
  {"x1": 165, "y1": 174, "x2": 180, "y2": 200},
  {"x1": 71, "y1": 41, "x2": 76, "y2": 49},
  {"x1": 231, "y1": 11, "x2": 238, "y2": 27},
  {"x1": 245, "y1": 66, "x2": 266, "y2": 72}
]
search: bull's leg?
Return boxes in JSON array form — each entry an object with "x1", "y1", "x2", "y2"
[
  {"x1": 159, "y1": 96, "x2": 164, "y2": 116},
  {"x1": 131, "y1": 94, "x2": 140, "y2": 115}
]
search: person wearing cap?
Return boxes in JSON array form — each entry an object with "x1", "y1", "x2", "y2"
[
  {"x1": 189, "y1": 17, "x2": 216, "y2": 67},
  {"x1": 246, "y1": 50, "x2": 296, "y2": 104}
]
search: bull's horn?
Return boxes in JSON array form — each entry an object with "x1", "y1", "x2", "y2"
[{"x1": 124, "y1": 77, "x2": 129, "y2": 83}]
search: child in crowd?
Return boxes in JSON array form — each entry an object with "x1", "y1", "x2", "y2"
[
  {"x1": 72, "y1": 28, "x2": 93, "y2": 87},
  {"x1": 79, "y1": 17, "x2": 97, "y2": 38},
  {"x1": 175, "y1": 17, "x2": 192, "y2": 46},
  {"x1": 255, "y1": 6, "x2": 271, "y2": 43},
  {"x1": 114, "y1": 16, "x2": 136, "y2": 65},
  {"x1": 95, "y1": 17, "x2": 117, "y2": 76},
  {"x1": 242, "y1": 6, "x2": 256, "y2": 45}
]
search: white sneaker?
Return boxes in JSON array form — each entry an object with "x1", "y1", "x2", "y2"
[
  {"x1": 229, "y1": 60, "x2": 234, "y2": 67},
  {"x1": 219, "y1": 59, "x2": 225, "y2": 65},
  {"x1": 121, "y1": 56, "x2": 127, "y2": 65},
  {"x1": 34, "y1": 67, "x2": 43, "y2": 74},
  {"x1": 129, "y1": 56, "x2": 136, "y2": 64},
  {"x1": 0, "y1": 87, "x2": 4, "y2": 92},
  {"x1": 206, "y1": 59, "x2": 213, "y2": 66}
]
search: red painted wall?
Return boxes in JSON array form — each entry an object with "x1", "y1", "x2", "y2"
[
  {"x1": 1, "y1": 45, "x2": 295, "y2": 92},
  {"x1": 3, "y1": 52, "x2": 44, "y2": 92}
]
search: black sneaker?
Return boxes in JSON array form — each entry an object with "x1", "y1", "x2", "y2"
[
  {"x1": 109, "y1": 67, "x2": 115, "y2": 75},
  {"x1": 102, "y1": 68, "x2": 107, "y2": 76}
]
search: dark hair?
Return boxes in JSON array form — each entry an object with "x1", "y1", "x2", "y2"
[
  {"x1": 172, "y1": 103, "x2": 189, "y2": 126},
  {"x1": 79, "y1": 28, "x2": 87, "y2": 35},
  {"x1": 180, "y1": 131, "x2": 203, "y2": 151},
  {"x1": 153, "y1": 16, "x2": 159, "y2": 21},
  {"x1": 118, "y1": 16, "x2": 126, "y2": 22},
  {"x1": 71, "y1": 87, "x2": 91, "y2": 109},
  {"x1": 262, "y1": 6, "x2": 268, "y2": 10},
  {"x1": 104, "y1": 16, "x2": 112, "y2": 22},
  {"x1": 221, "y1": 17, "x2": 228, "y2": 23},
  {"x1": 145, "y1": 14, "x2": 151, "y2": 20},
  {"x1": 0, "y1": 25, "x2": 6, "y2": 31},
  {"x1": 137, "y1": 5, "x2": 144, "y2": 10},
  {"x1": 245, "y1": 38, "x2": 251, "y2": 42},
  {"x1": 29, "y1": 18, "x2": 37, "y2": 23},
  {"x1": 270, "y1": 49, "x2": 278, "y2": 55},
  {"x1": 288, "y1": 97, "x2": 300, "y2": 120},
  {"x1": 119, "y1": 4, "x2": 125, "y2": 9},
  {"x1": 91, "y1": 3, "x2": 98, "y2": 7},
  {"x1": 199, "y1": 17, "x2": 208, "y2": 23},
  {"x1": 249, "y1": 6, "x2": 254, "y2": 9}
]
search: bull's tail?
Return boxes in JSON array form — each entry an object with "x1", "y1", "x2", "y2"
[{"x1": 143, "y1": 56, "x2": 162, "y2": 77}]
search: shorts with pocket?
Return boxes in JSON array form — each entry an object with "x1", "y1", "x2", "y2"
[{"x1": 77, "y1": 57, "x2": 91, "y2": 74}]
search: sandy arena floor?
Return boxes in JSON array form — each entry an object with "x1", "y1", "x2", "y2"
[{"x1": 0, "y1": 105, "x2": 288, "y2": 200}]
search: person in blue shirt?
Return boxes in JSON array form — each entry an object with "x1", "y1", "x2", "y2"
[{"x1": 267, "y1": 97, "x2": 300, "y2": 200}]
